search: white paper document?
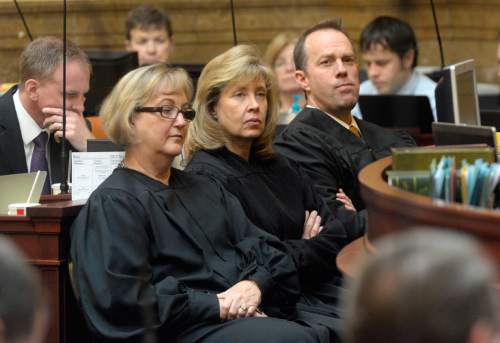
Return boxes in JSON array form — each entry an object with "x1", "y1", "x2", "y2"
[{"x1": 72, "y1": 151, "x2": 125, "y2": 201}]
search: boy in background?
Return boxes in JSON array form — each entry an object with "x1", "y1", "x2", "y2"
[
  {"x1": 125, "y1": 5, "x2": 173, "y2": 66},
  {"x1": 353, "y1": 16, "x2": 437, "y2": 120}
]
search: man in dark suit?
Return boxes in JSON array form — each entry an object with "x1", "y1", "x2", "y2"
[
  {"x1": 274, "y1": 19, "x2": 415, "y2": 213},
  {"x1": 0, "y1": 36, "x2": 94, "y2": 191}
]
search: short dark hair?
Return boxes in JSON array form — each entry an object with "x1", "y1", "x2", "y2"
[
  {"x1": 293, "y1": 18, "x2": 350, "y2": 71},
  {"x1": 360, "y1": 16, "x2": 418, "y2": 68},
  {"x1": 0, "y1": 237, "x2": 45, "y2": 342},
  {"x1": 125, "y1": 5, "x2": 173, "y2": 40}
]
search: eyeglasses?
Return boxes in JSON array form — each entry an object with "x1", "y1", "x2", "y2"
[{"x1": 135, "y1": 104, "x2": 196, "y2": 121}]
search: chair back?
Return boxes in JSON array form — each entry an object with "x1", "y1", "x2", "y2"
[{"x1": 87, "y1": 116, "x2": 108, "y2": 139}]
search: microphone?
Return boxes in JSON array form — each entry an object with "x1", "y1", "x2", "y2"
[
  {"x1": 229, "y1": 0, "x2": 238, "y2": 46},
  {"x1": 60, "y1": 0, "x2": 69, "y2": 194},
  {"x1": 430, "y1": 0, "x2": 445, "y2": 69},
  {"x1": 13, "y1": 0, "x2": 33, "y2": 41}
]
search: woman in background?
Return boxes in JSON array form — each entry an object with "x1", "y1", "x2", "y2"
[{"x1": 264, "y1": 32, "x2": 305, "y2": 125}]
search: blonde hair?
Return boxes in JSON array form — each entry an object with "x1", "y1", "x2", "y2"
[
  {"x1": 99, "y1": 63, "x2": 193, "y2": 146},
  {"x1": 263, "y1": 32, "x2": 298, "y2": 68},
  {"x1": 185, "y1": 45, "x2": 279, "y2": 161}
]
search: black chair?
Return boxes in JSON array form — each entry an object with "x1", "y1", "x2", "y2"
[{"x1": 84, "y1": 51, "x2": 139, "y2": 116}]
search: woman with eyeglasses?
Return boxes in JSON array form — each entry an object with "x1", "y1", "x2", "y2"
[
  {"x1": 70, "y1": 64, "x2": 329, "y2": 342},
  {"x1": 184, "y1": 45, "x2": 366, "y2": 341}
]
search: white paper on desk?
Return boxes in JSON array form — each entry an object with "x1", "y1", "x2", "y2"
[{"x1": 71, "y1": 151, "x2": 125, "y2": 201}]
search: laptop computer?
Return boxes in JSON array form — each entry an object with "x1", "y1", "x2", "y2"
[
  {"x1": 432, "y1": 122, "x2": 498, "y2": 160},
  {"x1": 0, "y1": 171, "x2": 46, "y2": 215},
  {"x1": 358, "y1": 95, "x2": 434, "y2": 133}
]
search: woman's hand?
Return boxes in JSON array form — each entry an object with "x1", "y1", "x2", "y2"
[
  {"x1": 217, "y1": 280, "x2": 263, "y2": 320},
  {"x1": 302, "y1": 210, "x2": 322, "y2": 239},
  {"x1": 336, "y1": 188, "x2": 356, "y2": 212}
]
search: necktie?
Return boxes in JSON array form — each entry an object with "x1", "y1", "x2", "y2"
[
  {"x1": 349, "y1": 124, "x2": 362, "y2": 139},
  {"x1": 30, "y1": 131, "x2": 50, "y2": 194}
]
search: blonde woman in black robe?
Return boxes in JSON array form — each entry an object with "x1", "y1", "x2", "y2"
[{"x1": 184, "y1": 44, "x2": 365, "y2": 341}]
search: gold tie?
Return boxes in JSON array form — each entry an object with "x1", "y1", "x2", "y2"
[{"x1": 349, "y1": 124, "x2": 362, "y2": 139}]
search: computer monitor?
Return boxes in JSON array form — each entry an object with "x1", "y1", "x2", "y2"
[
  {"x1": 84, "y1": 51, "x2": 138, "y2": 116},
  {"x1": 434, "y1": 59, "x2": 481, "y2": 125},
  {"x1": 432, "y1": 122, "x2": 497, "y2": 153}
]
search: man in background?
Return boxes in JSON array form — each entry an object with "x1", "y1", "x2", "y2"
[
  {"x1": 0, "y1": 36, "x2": 93, "y2": 193},
  {"x1": 0, "y1": 237, "x2": 48, "y2": 343},
  {"x1": 353, "y1": 16, "x2": 437, "y2": 120},
  {"x1": 342, "y1": 229, "x2": 499, "y2": 343},
  {"x1": 125, "y1": 5, "x2": 173, "y2": 66},
  {"x1": 274, "y1": 19, "x2": 414, "y2": 216}
]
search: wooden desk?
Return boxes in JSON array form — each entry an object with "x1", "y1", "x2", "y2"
[
  {"x1": 0, "y1": 197, "x2": 85, "y2": 343},
  {"x1": 358, "y1": 156, "x2": 500, "y2": 269},
  {"x1": 336, "y1": 236, "x2": 375, "y2": 278}
]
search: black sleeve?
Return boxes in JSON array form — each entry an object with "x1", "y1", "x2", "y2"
[
  {"x1": 278, "y1": 169, "x2": 352, "y2": 283},
  {"x1": 215, "y1": 182, "x2": 301, "y2": 308},
  {"x1": 370, "y1": 128, "x2": 416, "y2": 158},
  {"x1": 274, "y1": 128, "x2": 352, "y2": 213},
  {"x1": 70, "y1": 190, "x2": 220, "y2": 341},
  {"x1": 394, "y1": 129, "x2": 417, "y2": 147},
  {"x1": 296, "y1": 158, "x2": 366, "y2": 242},
  {"x1": 335, "y1": 207, "x2": 367, "y2": 241}
]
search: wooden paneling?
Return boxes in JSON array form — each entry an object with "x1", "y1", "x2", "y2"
[
  {"x1": 0, "y1": 198, "x2": 85, "y2": 342},
  {"x1": 0, "y1": 0, "x2": 498, "y2": 83}
]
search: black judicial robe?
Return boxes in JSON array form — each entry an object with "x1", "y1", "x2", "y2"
[
  {"x1": 186, "y1": 148, "x2": 364, "y2": 284},
  {"x1": 70, "y1": 168, "x2": 327, "y2": 342},
  {"x1": 274, "y1": 107, "x2": 415, "y2": 212},
  {"x1": 186, "y1": 148, "x2": 357, "y2": 340}
]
